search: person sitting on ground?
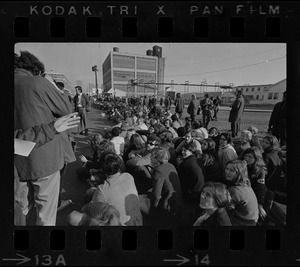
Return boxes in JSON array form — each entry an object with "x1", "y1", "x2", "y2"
[
  {"x1": 191, "y1": 120, "x2": 208, "y2": 142},
  {"x1": 173, "y1": 126, "x2": 186, "y2": 149},
  {"x1": 171, "y1": 113, "x2": 183, "y2": 130},
  {"x1": 198, "y1": 138, "x2": 222, "y2": 183},
  {"x1": 193, "y1": 182, "x2": 232, "y2": 227},
  {"x1": 175, "y1": 130, "x2": 202, "y2": 161},
  {"x1": 218, "y1": 132, "x2": 238, "y2": 179},
  {"x1": 68, "y1": 201, "x2": 123, "y2": 226},
  {"x1": 134, "y1": 117, "x2": 148, "y2": 131},
  {"x1": 123, "y1": 134, "x2": 146, "y2": 164},
  {"x1": 177, "y1": 142, "x2": 205, "y2": 203},
  {"x1": 247, "y1": 126, "x2": 263, "y2": 152},
  {"x1": 163, "y1": 118, "x2": 178, "y2": 138},
  {"x1": 120, "y1": 121, "x2": 131, "y2": 139},
  {"x1": 236, "y1": 129, "x2": 252, "y2": 158},
  {"x1": 92, "y1": 152, "x2": 143, "y2": 225},
  {"x1": 76, "y1": 133, "x2": 104, "y2": 180},
  {"x1": 159, "y1": 130, "x2": 177, "y2": 166},
  {"x1": 184, "y1": 121, "x2": 192, "y2": 133},
  {"x1": 164, "y1": 109, "x2": 172, "y2": 120},
  {"x1": 225, "y1": 160, "x2": 259, "y2": 226},
  {"x1": 261, "y1": 134, "x2": 284, "y2": 194},
  {"x1": 110, "y1": 127, "x2": 125, "y2": 157},
  {"x1": 154, "y1": 117, "x2": 165, "y2": 134},
  {"x1": 241, "y1": 147, "x2": 268, "y2": 221},
  {"x1": 148, "y1": 148, "x2": 183, "y2": 226},
  {"x1": 208, "y1": 127, "x2": 221, "y2": 151}
]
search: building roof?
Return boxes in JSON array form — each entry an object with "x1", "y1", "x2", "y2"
[{"x1": 263, "y1": 78, "x2": 286, "y2": 92}]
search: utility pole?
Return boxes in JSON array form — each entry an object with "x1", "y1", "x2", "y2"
[{"x1": 92, "y1": 65, "x2": 98, "y2": 98}]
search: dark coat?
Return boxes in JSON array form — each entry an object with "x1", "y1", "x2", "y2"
[
  {"x1": 228, "y1": 95, "x2": 245, "y2": 123},
  {"x1": 175, "y1": 97, "x2": 185, "y2": 113},
  {"x1": 187, "y1": 99, "x2": 199, "y2": 116},
  {"x1": 196, "y1": 208, "x2": 232, "y2": 227},
  {"x1": 177, "y1": 155, "x2": 205, "y2": 198},
  {"x1": 73, "y1": 93, "x2": 89, "y2": 111}
]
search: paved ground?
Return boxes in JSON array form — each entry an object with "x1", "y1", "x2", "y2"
[
  {"x1": 56, "y1": 108, "x2": 115, "y2": 226},
  {"x1": 56, "y1": 106, "x2": 272, "y2": 226}
]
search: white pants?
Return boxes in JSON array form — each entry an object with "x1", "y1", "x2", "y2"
[{"x1": 29, "y1": 171, "x2": 61, "y2": 226}]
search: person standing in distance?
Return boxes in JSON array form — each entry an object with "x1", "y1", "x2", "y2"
[
  {"x1": 74, "y1": 86, "x2": 89, "y2": 135},
  {"x1": 174, "y1": 92, "x2": 185, "y2": 119},
  {"x1": 228, "y1": 89, "x2": 245, "y2": 138},
  {"x1": 187, "y1": 94, "x2": 200, "y2": 123}
]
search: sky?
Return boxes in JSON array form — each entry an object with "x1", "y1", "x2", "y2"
[{"x1": 15, "y1": 43, "x2": 286, "y2": 93}]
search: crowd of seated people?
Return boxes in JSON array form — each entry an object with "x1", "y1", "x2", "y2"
[{"x1": 69, "y1": 96, "x2": 286, "y2": 227}]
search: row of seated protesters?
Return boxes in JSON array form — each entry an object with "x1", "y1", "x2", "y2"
[{"x1": 69, "y1": 118, "x2": 286, "y2": 227}]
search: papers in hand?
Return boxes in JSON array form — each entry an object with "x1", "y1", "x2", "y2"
[{"x1": 14, "y1": 139, "x2": 36, "y2": 157}]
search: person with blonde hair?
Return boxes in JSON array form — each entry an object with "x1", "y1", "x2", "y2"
[
  {"x1": 247, "y1": 126, "x2": 263, "y2": 152},
  {"x1": 241, "y1": 147, "x2": 268, "y2": 220},
  {"x1": 224, "y1": 160, "x2": 259, "y2": 226},
  {"x1": 236, "y1": 129, "x2": 252, "y2": 157},
  {"x1": 77, "y1": 202, "x2": 122, "y2": 226}
]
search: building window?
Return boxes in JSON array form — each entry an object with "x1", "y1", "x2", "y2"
[
  {"x1": 246, "y1": 88, "x2": 248, "y2": 92},
  {"x1": 268, "y1": 93, "x2": 273, "y2": 100},
  {"x1": 257, "y1": 87, "x2": 260, "y2": 91},
  {"x1": 137, "y1": 57, "x2": 156, "y2": 71},
  {"x1": 256, "y1": 95, "x2": 259, "y2": 100},
  {"x1": 137, "y1": 72, "x2": 156, "y2": 82},
  {"x1": 274, "y1": 93, "x2": 279, "y2": 100},
  {"x1": 252, "y1": 88, "x2": 255, "y2": 92},
  {"x1": 261, "y1": 95, "x2": 264, "y2": 100},
  {"x1": 113, "y1": 54, "x2": 135, "y2": 69},
  {"x1": 113, "y1": 70, "x2": 135, "y2": 81}
]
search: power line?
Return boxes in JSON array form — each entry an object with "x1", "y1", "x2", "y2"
[
  {"x1": 167, "y1": 46, "x2": 285, "y2": 67},
  {"x1": 165, "y1": 56, "x2": 285, "y2": 77}
]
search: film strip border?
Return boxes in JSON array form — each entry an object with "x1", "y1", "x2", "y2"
[
  {"x1": 0, "y1": 2, "x2": 298, "y2": 40},
  {"x1": 2, "y1": 1, "x2": 300, "y2": 266},
  {"x1": 7, "y1": 228, "x2": 294, "y2": 265}
]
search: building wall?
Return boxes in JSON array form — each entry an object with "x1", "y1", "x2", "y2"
[
  {"x1": 102, "y1": 49, "x2": 164, "y2": 97},
  {"x1": 250, "y1": 79, "x2": 286, "y2": 105},
  {"x1": 234, "y1": 80, "x2": 285, "y2": 105},
  {"x1": 46, "y1": 72, "x2": 76, "y2": 95}
]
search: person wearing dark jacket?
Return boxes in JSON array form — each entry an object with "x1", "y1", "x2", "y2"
[
  {"x1": 174, "y1": 93, "x2": 185, "y2": 119},
  {"x1": 228, "y1": 89, "x2": 245, "y2": 138},
  {"x1": 261, "y1": 135, "x2": 283, "y2": 193},
  {"x1": 187, "y1": 94, "x2": 200, "y2": 122},
  {"x1": 193, "y1": 182, "x2": 232, "y2": 227},
  {"x1": 73, "y1": 86, "x2": 89, "y2": 135},
  {"x1": 177, "y1": 142, "x2": 205, "y2": 202},
  {"x1": 268, "y1": 91, "x2": 286, "y2": 146},
  {"x1": 149, "y1": 148, "x2": 183, "y2": 225}
]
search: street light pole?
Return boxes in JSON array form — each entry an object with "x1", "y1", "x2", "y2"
[{"x1": 92, "y1": 65, "x2": 98, "y2": 98}]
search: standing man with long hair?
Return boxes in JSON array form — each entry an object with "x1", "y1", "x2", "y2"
[{"x1": 14, "y1": 51, "x2": 77, "y2": 226}]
